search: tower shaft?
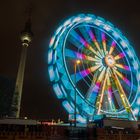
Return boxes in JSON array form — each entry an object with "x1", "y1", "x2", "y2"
[
  {"x1": 11, "y1": 17, "x2": 33, "y2": 118},
  {"x1": 11, "y1": 45, "x2": 28, "y2": 118}
]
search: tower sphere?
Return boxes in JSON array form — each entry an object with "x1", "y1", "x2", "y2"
[
  {"x1": 20, "y1": 19, "x2": 33, "y2": 47},
  {"x1": 21, "y1": 32, "x2": 33, "y2": 46}
]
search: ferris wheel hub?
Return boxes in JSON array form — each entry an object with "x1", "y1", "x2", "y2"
[{"x1": 105, "y1": 54, "x2": 116, "y2": 67}]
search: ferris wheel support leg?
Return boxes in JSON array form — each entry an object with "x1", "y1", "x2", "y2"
[
  {"x1": 108, "y1": 79, "x2": 117, "y2": 112},
  {"x1": 96, "y1": 68, "x2": 108, "y2": 114},
  {"x1": 112, "y1": 69, "x2": 136, "y2": 121}
]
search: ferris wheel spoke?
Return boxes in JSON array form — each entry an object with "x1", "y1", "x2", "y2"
[
  {"x1": 65, "y1": 48, "x2": 99, "y2": 62},
  {"x1": 115, "y1": 63, "x2": 130, "y2": 71},
  {"x1": 68, "y1": 34, "x2": 83, "y2": 48},
  {"x1": 79, "y1": 26, "x2": 92, "y2": 45},
  {"x1": 69, "y1": 30, "x2": 100, "y2": 57},
  {"x1": 113, "y1": 68, "x2": 131, "y2": 86},
  {"x1": 85, "y1": 26, "x2": 102, "y2": 54},
  {"x1": 106, "y1": 76, "x2": 117, "y2": 112},
  {"x1": 86, "y1": 67, "x2": 105, "y2": 104},
  {"x1": 114, "y1": 52, "x2": 125, "y2": 60},
  {"x1": 71, "y1": 65, "x2": 101, "y2": 83},
  {"x1": 112, "y1": 69, "x2": 136, "y2": 120},
  {"x1": 96, "y1": 68, "x2": 109, "y2": 114},
  {"x1": 108, "y1": 41, "x2": 116, "y2": 55},
  {"x1": 101, "y1": 32, "x2": 107, "y2": 55}
]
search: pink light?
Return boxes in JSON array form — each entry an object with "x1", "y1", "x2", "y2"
[
  {"x1": 111, "y1": 41, "x2": 116, "y2": 47},
  {"x1": 102, "y1": 32, "x2": 106, "y2": 42},
  {"x1": 123, "y1": 77, "x2": 130, "y2": 86},
  {"x1": 108, "y1": 86, "x2": 113, "y2": 98},
  {"x1": 88, "y1": 30, "x2": 96, "y2": 42},
  {"x1": 80, "y1": 68, "x2": 91, "y2": 77},
  {"x1": 79, "y1": 37, "x2": 90, "y2": 49},
  {"x1": 76, "y1": 52, "x2": 86, "y2": 59},
  {"x1": 80, "y1": 37, "x2": 86, "y2": 45},
  {"x1": 84, "y1": 42, "x2": 89, "y2": 48},
  {"x1": 123, "y1": 65, "x2": 130, "y2": 71},
  {"x1": 108, "y1": 86, "x2": 112, "y2": 93},
  {"x1": 92, "y1": 82, "x2": 101, "y2": 93},
  {"x1": 50, "y1": 37, "x2": 54, "y2": 46},
  {"x1": 96, "y1": 82, "x2": 101, "y2": 87},
  {"x1": 119, "y1": 52, "x2": 125, "y2": 58}
]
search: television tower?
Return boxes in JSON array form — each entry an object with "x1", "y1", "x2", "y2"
[{"x1": 11, "y1": 17, "x2": 33, "y2": 118}]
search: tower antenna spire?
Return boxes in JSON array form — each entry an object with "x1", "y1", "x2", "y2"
[{"x1": 11, "y1": 6, "x2": 33, "y2": 118}]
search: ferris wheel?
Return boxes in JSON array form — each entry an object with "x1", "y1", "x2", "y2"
[{"x1": 48, "y1": 14, "x2": 140, "y2": 123}]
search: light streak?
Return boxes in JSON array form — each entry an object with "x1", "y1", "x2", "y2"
[
  {"x1": 109, "y1": 41, "x2": 116, "y2": 55},
  {"x1": 112, "y1": 68, "x2": 136, "y2": 120},
  {"x1": 96, "y1": 68, "x2": 108, "y2": 114}
]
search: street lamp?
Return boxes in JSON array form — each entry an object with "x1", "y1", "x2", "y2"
[{"x1": 74, "y1": 60, "x2": 81, "y2": 127}]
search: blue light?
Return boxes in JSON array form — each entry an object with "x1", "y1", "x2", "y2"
[
  {"x1": 127, "y1": 50, "x2": 133, "y2": 58},
  {"x1": 48, "y1": 50, "x2": 53, "y2": 64},
  {"x1": 77, "y1": 115, "x2": 86, "y2": 123},
  {"x1": 53, "y1": 83, "x2": 63, "y2": 99},
  {"x1": 120, "y1": 40, "x2": 128, "y2": 48},
  {"x1": 73, "y1": 17, "x2": 81, "y2": 22},
  {"x1": 62, "y1": 100, "x2": 74, "y2": 113},
  {"x1": 112, "y1": 31, "x2": 120, "y2": 39},
  {"x1": 61, "y1": 75, "x2": 73, "y2": 89},
  {"x1": 64, "y1": 19, "x2": 71, "y2": 26},
  {"x1": 133, "y1": 61, "x2": 138, "y2": 70},
  {"x1": 60, "y1": 84, "x2": 67, "y2": 98},
  {"x1": 48, "y1": 66, "x2": 55, "y2": 81},
  {"x1": 53, "y1": 50, "x2": 57, "y2": 64},
  {"x1": 56, "y1": 26, "x2": 63, "y2": 35},
  {"x1": 94, "y1": 19, "x2": 102, "y2": 26},
  {"x1": 54, "y1": 67, "x2": 60, "y2": 81}
]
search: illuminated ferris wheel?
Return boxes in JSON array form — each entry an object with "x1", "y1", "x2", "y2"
[{"x1": 48, "y1": 14, "x2": 140, "y2": 123}]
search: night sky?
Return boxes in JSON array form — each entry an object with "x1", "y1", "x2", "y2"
[{"x1": 0, "y1": 0, "x2": 140, "y2": 121}]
